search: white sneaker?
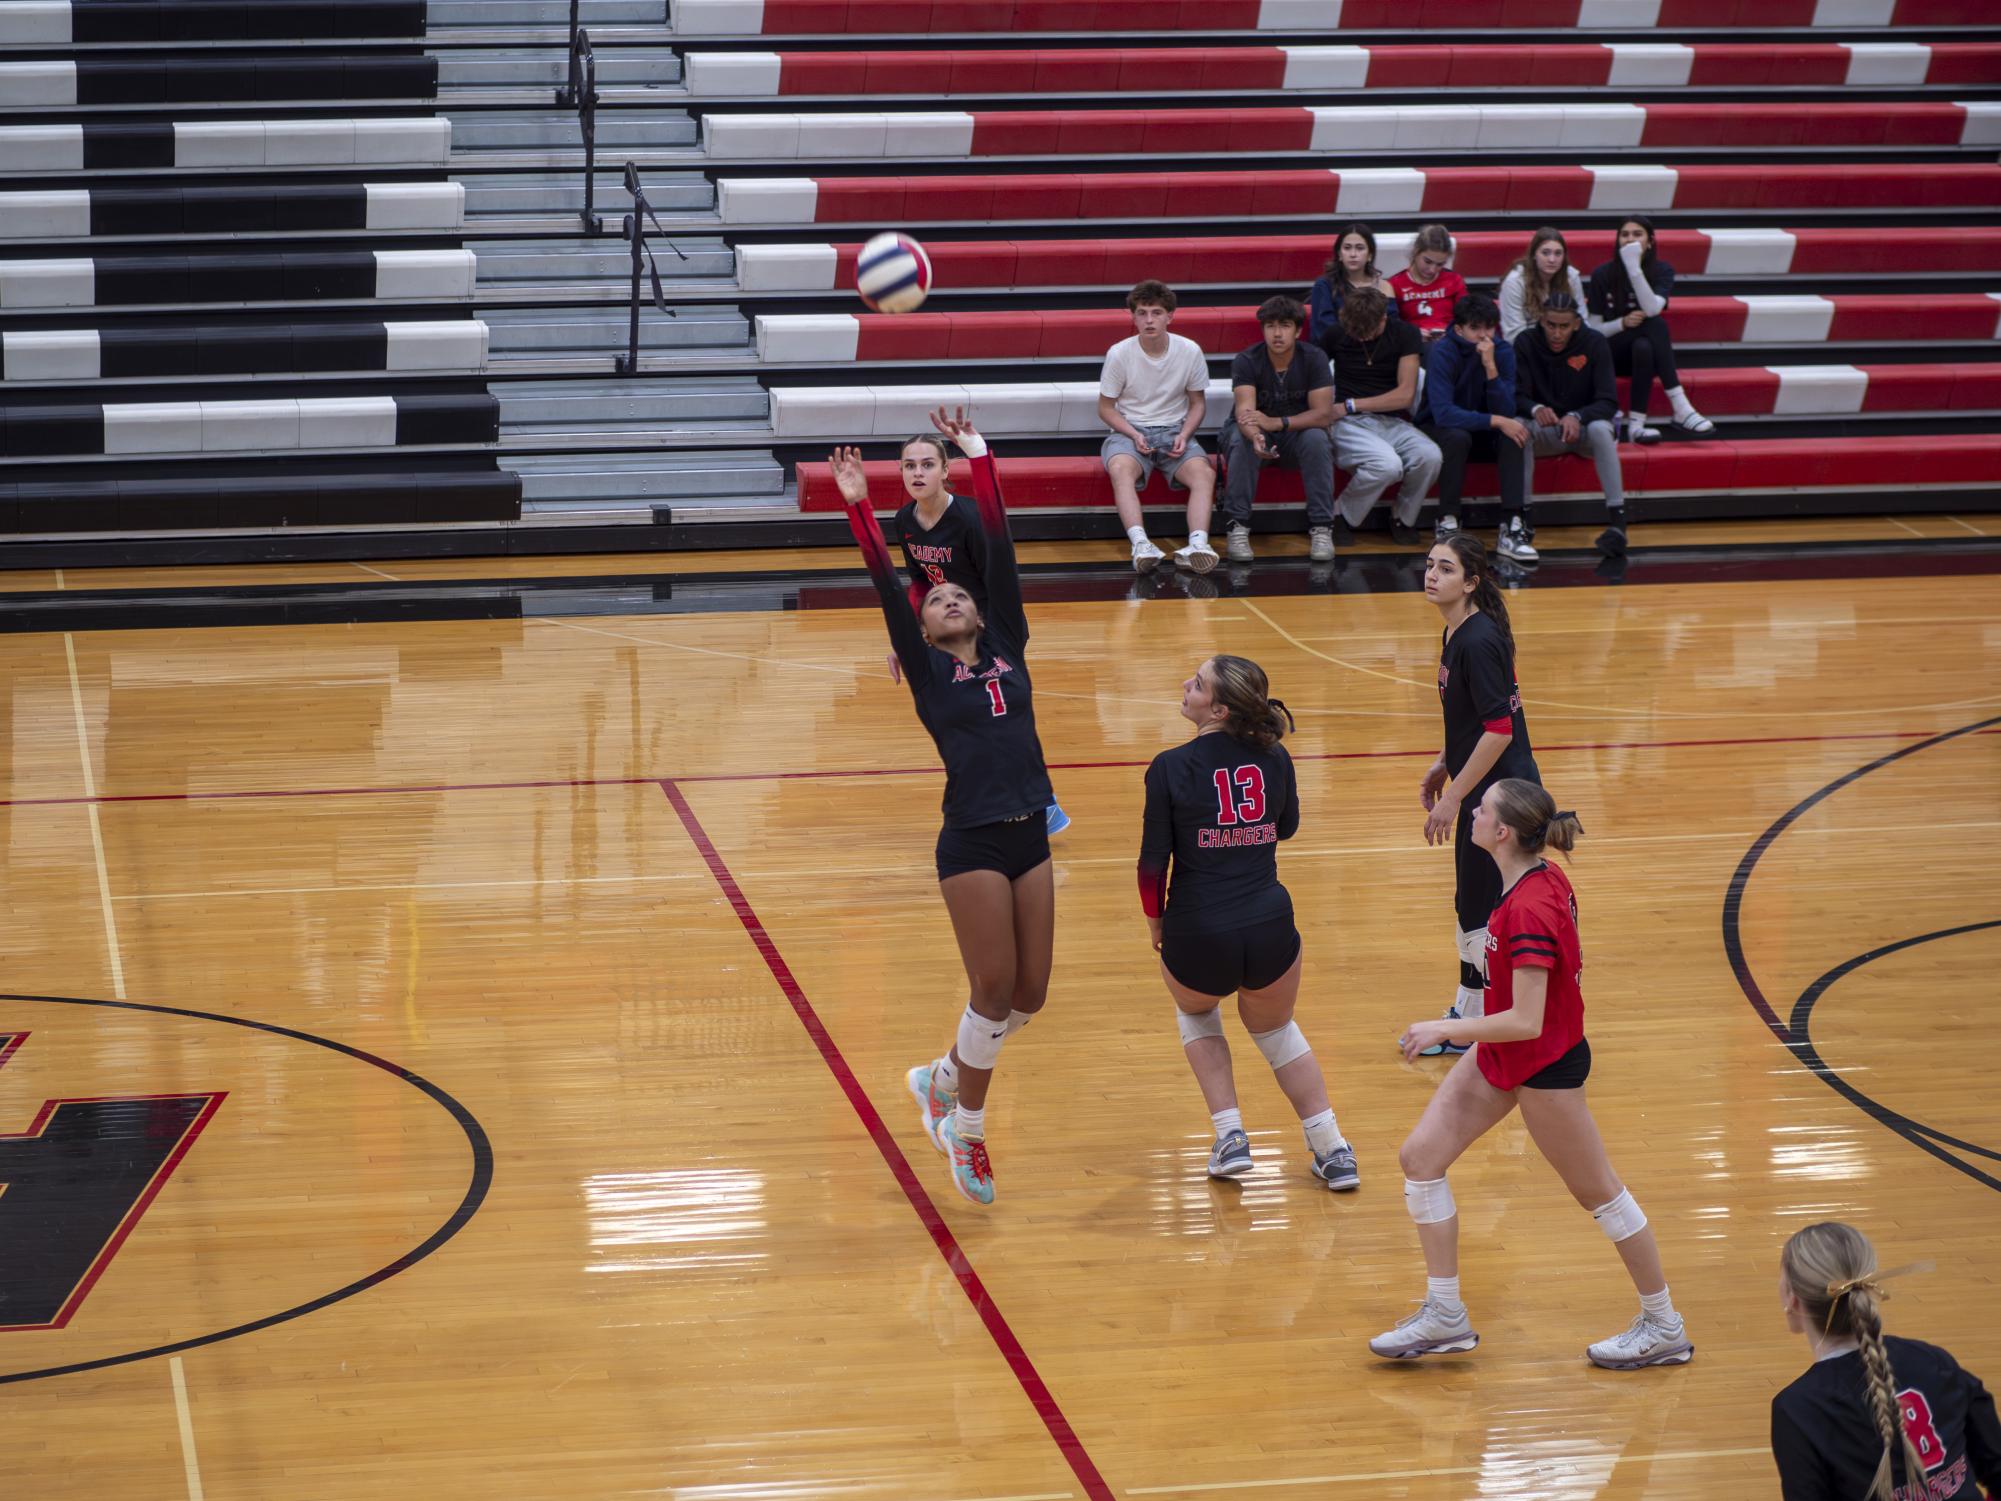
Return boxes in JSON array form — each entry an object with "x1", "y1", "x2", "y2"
[
  {"x1": 1131, "y1": 538, "x2": 1166, "y2": 573},
  {"x1": 1586, "y1": 1313, "x2": 1693, "y2": 1370},
  {"x1": 1434, "y1": 514, "x2": 1460, "y2": 539},
  {"x1": 1225, "y1": 523, "x2": 1255, "y2": 562},
  {"x1": 1496, "y1": 514, "x2": 1540, "y2": 565},
  {"x1": 1174, "y1": 541, "x2": 1219, "y2": 574},
  {"x1": 1307, "y1": 526, "x2": 1335, "y2": 562},
  {"x1": 1368, "y1": 1298, "x2": 1480, "y2": 1359}
]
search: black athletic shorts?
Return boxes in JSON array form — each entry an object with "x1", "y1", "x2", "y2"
[
  {"x1": 1521, "y1": 1036, "x2": 1592, "y2": 1090},
  {"x1": 1160, "y1": 912, "x2": 1302, "y2": 998},
  {"x1": 936, "y1": 813, "x2": 1050, "y2": 882},
  {"x1": 1454, "y1": 801, "x2": 1503, "y2": 939}
]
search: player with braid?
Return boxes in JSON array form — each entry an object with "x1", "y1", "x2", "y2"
[
  {"x1": 1773, "y1": 1221, "x2": 2000, "y2": 1500},
  {"x1": 1370, "y1": 777, "x2": 1693, "y2": 1369},
  {"x1": 835, "y1": 406, "x2": 1054, "y2": 1208}
]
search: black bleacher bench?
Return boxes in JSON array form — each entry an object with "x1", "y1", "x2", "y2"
[
  {"x1": 0, "y1": 463, "x2": 521, "y2": 532},
  {"x1": 67, "y1": 0, "x2": 427, "y2": 44},
  {"x1": 84, "y1": 184, "x2": 422, "y2": 235},
  {"x1": 4, "y1": 321, "x2": 474, "y2": 379},
  {"x1": 65, "y1": 57, "x2": 439, "y2": 105},
  {"x1": 92, "y1": 252, "x2": 402, "y2": 303},
  {"x1": 0, "y1": 392, "x2": 500, "y2": 458}
]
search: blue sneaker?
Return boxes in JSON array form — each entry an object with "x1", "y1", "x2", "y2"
[
  {"x1": 937, "y1": 1115, "x2": 996, "y2": 1206},
  {"x1": 1207, "y1": 1128, "x2": 1254, "y2": 1180},
  {"x1": 1045, "y1": 802, "x2": 1071, "y2": 836},
  {"x1": 1418, "y1": 1006, "x2": 1471, "y2": 1058},
  {"x1": 906, "y1": 1062, "x2": 955, "y2": 1152},
  {"x1": 1312, "y1": 1144, "x2": 1360, "y2": 1191}
]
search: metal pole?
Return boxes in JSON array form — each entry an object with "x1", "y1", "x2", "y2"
[
  {"x1": 617, "y1": 212, "x2": 641, "y2": 375},
  {"x1": 556, "y1": 0, "x2": 581, "y2": 105},
  {"x1": 577, "y1": 35, "x2": 600, "y2": 234}
]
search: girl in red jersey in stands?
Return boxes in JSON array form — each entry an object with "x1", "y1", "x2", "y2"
[
  {"x1": 1369, "y1": 777, "x2": 1693, "y2": 1371},
  {"x1": 1388, "y1": 224, "x2": 1467, "y2": 347}
]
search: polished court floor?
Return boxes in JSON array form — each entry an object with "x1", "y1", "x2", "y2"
[{"x1": 2, "y1": 522, "x2": 1999, "y2": 1500}]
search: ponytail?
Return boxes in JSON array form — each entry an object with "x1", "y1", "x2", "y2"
[
  {"x1": 1781, "y1": 1222, "x2": 1935, "y2": 1501},
  {"x1": 1206, "y1": 655, "x2": 1293, "y2": 751},
  {"x1": 1438, "y1": 532, "x2": 1516, "y2": 667}
]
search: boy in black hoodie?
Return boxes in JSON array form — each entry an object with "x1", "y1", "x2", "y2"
[{"x1": 1511, "y1": 291, "x2": 1628, "y2": 562}]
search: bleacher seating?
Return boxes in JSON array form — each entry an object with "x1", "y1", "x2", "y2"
[{"x1": 0, "y1": 0, "x2": 1995, "y2": 553}]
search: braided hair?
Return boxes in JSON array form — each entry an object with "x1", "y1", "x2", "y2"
[{"x1": 1782, "y1": 1222, "x2": 1930, "y2": 1501}]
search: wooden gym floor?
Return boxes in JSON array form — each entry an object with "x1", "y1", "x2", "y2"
[{"x1": 2, "y1": 518, "x2": 1998, "y2": 1500}]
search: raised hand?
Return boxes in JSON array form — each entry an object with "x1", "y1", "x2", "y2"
[
  {"x1": 829, "y1": 445, "x2": 871, "y2": 506},
  {"x1": 928, "y1": 404, "x2": 981, "y2": 449}
]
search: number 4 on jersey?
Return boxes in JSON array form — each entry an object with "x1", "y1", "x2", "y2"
[{"x1": 1211, "y1": 765, "x2": 1267, "y2": 825}]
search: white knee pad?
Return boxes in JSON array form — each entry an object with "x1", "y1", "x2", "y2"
[
  {"x1": 1176, "y1": 1007, "x2": 1225, "y2": 1047},
  {"x1": 1251, "y1": 1020, "x2": 1311, "y2": 1070},
  {"x1": 955, "y1": 1005, "x2": 1010, "y2": 1070},
  {"x1": 1591, "y1": 1187, "x2": 1648, "y2": 1243},
  {"x1": 1456, "y1": 924, "x2": 1490, "y2": 975},
  {"x1": 1404, "y1": 1175, "x2": 1457, "y2": 1225}
]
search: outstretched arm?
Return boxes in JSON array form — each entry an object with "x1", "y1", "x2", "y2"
[
  {"x1": 930, "y1": 405, "x2": 1028, "y2": 650},
  {"x1": 834, "y1": 445, "x2": 929, "y2": 687}
]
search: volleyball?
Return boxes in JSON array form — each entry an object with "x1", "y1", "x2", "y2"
[{"x1": 856, "y1": 231, "x2": 933, "y2": 314}]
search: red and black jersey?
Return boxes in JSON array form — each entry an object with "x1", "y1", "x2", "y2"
[
  {"x1": 1439, "y1": 610, "x2": 1539, "y2": 797},
  {"x1": 1138, "y1": 732, "x2": 1300, "y2": 931},
  {"x1": 1772, "y1": 1337, "x2": 2001, "y2": 1501},
  {"x1": 894, "y1": 494, "x2": 992, "y2": 615},
  {"x1": 1476, "y1": 861, "x2": 1584, "y2": 1092},
  {"x1": 848, "y1": 448, "x2": 1053, "y2": 831},
  {"x1": 1388, "y1": 267, "x2": 1468, "y2": 336}
]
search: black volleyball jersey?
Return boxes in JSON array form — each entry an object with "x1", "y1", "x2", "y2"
[
  {"x1": 1771, "y1": 1337, "x2": 2001, "y2": 1501},
  {"x1": 848, "y1": 447, "x2": 1054, "y2": 830},
  {"x1": 894, "y1": 494, "x2": 991, "y2": 611},
  {"x1": 1438, "y1": 610, "x2": 1539, "y2": 793},
  {"x1": 1138, "y1": 731, "x2": 1301, "y2": 930}
]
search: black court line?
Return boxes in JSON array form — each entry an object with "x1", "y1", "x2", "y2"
[
  {"x1": 1721, "y1": 714, "x2": 2001, "y2": 1195},
  {"x1": 0, "y1": 993, "x2": 494, "y2": 1385}
]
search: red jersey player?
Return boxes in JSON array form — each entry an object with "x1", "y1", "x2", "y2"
[{"x1": 1369, "y1": 777, "x2": 1693, "y2": 1371}]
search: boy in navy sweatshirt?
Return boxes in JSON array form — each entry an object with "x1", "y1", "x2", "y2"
[{"x1": 1418, "y1": 292, "x2": 1532, "y2": 552}]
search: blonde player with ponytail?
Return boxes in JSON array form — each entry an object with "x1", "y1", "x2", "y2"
[{"x1": 1773, "y1": 1222, "x2": 1999, "y2": 1500}]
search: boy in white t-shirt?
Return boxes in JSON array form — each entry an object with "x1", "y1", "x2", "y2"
[{"x1": 1096, "y1": 280, "x2": 1219, "y2": 573}]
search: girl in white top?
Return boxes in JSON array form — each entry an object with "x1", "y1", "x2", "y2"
[{"x1": 1498, "y1": 228, "x2": 1588, "y2": 343}]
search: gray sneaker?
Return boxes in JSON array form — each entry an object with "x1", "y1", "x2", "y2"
[
  {"x1": 1434, "y1": 513, "x2": 1461, "y2": 540},
  {"x1": 1224, "y1": 523, "x2": 1254, "y2": 562},
  {"x1": 1311, "y1": 1144, "x2": 1359, "y2": 1191},
  {"x1": 1307, "y1": 526, "x2": 1335, "y2": 562},
  {"x1": 1497, "y1": 513, "x2": 1540, "y2": 565},
  {"x1": 1586, "y1": 1313, "x2": 1694, "y2": 1370},
  {"x1": 1368, "y1": 1299, "x2": 1480, "y2": 1359},
  {"x1": 1206, "y1": 1128, "x2": 1253, "y2": 1179}
]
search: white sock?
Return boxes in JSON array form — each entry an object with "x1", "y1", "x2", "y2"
[
  {"x1": 1187, "y1": 529, "x2": 1209, "y2": 549},
  {"x1": 1428, "y1": 1275, "x2": 1463, "y2": 1311},
  {"x1": 954, "y1": 1103, "x2": 986, "y2": 1141},
  {"x1": 933, "y1": 1052, "x2": 960, "y2": 1094},
  {"x1": 1127, "y1": 524, "x2": 1150, "y2": 546},
  {"x1": 1640, "y1": 1286, "x2": 1679, "y2": 1326},
  {"x1": 1300, "y1": 1107, "x2": 1345, "y2": 1156},
  {"x1": 1211, "y1": 1106, "x2": 1244, "y2": 1138},
  {"x1": 1454, "y1": 984, "x2": 1485, "y2": 1021},
  {"x1": 1666, "y1": 386, "x2": 1695, "y2": 419}
]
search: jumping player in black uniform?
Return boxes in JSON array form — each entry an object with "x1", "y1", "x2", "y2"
[
  {"x1": 1415, "y1": 532, "x2": 1541, "y2": 1055},
  {"x1": 1774, "y1": 1221, "x2": 2001, "y2": 1501},
  {"x1": 836, "y1": 407, "x2": 1052, "y2": 1208},
  {"x1": 888, "y1": 428, "x2": 1071, "y2": 837},
  {"x1": 1139, "y1": 655, "x2": 1358, "y2": 1189}
]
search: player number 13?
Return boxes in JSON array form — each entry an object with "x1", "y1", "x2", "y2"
[{"x1": 1212, "y1": 765, "x2": 1267, "y2": 825}]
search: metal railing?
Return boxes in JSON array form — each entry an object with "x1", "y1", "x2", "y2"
[
  {"x1": 554, "y1": 0, "x2": 586, "y2": 106},
  {"x1": 570, "y1": 29, "x2": 602, "y2": 233},
  {"x1": 613, "y1": 161, "x2": 687, "y2": 376}
]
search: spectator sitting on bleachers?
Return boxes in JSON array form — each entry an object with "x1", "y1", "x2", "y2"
[
  {"x1": 1097, "y1": 279, "x2": 1221, "y2": 574},
  {"x1": 1387, "y1": 224, "x2": 1467, "y2": 347},
  {"x1": 1307, "y1": 221, "x2": 1401, "y2": 343},
  {"x1": 1513, "y1": 291, "x2": 1625, "y2": 565},
  {"x1": 1418, "y1": 292, "x2": 1531, "y2": 545},
  {"x1": 1220, "y1": 296, "x2": 1338, "y2": 565},
  {"x1": 1586, "y1": 215, "x2": 1715, "y2": 443},
  {"x1": 1317, "y1": 286, "x2": 1443, "y2": 547},
  {"x1": 1498, "y1": 226, "x2": 1588, "y2": 343}
]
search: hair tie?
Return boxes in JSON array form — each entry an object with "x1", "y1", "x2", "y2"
[
  {"x1": 1538, "y1": 810, "x2": 1577, "y2": 838},
  {"x1": 1820, "y1": 1261, "x2": 1934, "y2": 1333}
]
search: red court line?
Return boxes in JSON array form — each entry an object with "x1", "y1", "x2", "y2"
[
  {"x1": 659, "y1": 778, "x2": 1116, "y2": 1501},
  {"x1": 3, "y1": 728, "x2": 1993, "y2": 809}
]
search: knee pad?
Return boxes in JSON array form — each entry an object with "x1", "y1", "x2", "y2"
[
  {"x1": 1250, "y1": 1021, "x2": 1311, "y2": 1070},
  {"x1": 1005, "y1": 1010, "x2": 1033, "y2": 1037},
  {"x1": 1591, "y1": 1187, "x2": 1648, "y2": 1243},
  {"x1": 1455, "y1": 925, "x2": 1490, "y2": 973},
  {"x1": 1404, "y1": 1175, "x2": 1457, "y2": 1226},
  {"x1": 955, "y1": 1005, "x2": 1010, "y2": 1071},
  {"x1": 1176, "y1": 1007, "x2": 1225, "y2": 1048}
]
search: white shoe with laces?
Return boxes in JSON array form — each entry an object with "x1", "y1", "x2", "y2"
[
  {"x1": 1131, "y1": 538, "x2": 1166, "y2": 572},
  {"x1": 1175, "y1": 541, "x2": 1220, "y2": 574},
  {"x1": 1586, "y1": 1312, "x2": 1694, "y2": 1369},
  {"x1": 1368, "y1": 1298, "x2": 1480, "y2": 1359}
]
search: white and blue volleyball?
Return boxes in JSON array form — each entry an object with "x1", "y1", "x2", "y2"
[{"x1": 855, "y1": 231, "x2": 933, "y2": 314}]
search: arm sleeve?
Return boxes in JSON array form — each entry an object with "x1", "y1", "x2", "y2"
[
  {"x1": 1512, "y1": 333, "x2": 1543, "y2": 416},
  {"x1": 1961, "y1": 1362, "x2": 2001, "y2": 1490},
  {"x1": 846, "y1": 501, "x2": 931, "y2": 687},
  {"x1": 1497, "y1": 269, "x2": 1527, "y2": 342},
  {"x1": 1307, "y1": 278, "x2": 1336, "y2": 340},
  {"x1": 1488, "y1": 342, "x2": 1517, "y2": 417},
  {"x1": 1138, "y1": 759, "x2": 1173, "y2": 917},
  {"x1": 1621, "y1": 240, "x2": 1667, "y2": 317},
  {"x1": 1276, "y1": 751, "x2": 1300, "y2": 841},
  {"x1": 963, "y1": 446, "x2": 1028, "y2": 651},
  {"x1": 1467, "y1": 630, "x2": 1517, "y2": 734},
  {"x1": 1098, "y1": 347, "x2": 1125, "y2": 400},
  {"x1": 1577, "y1": 340, "x2": 1619, "y2": 425},
  {"x1": 1770, "y1": 1401, "x2": 1835, "y2": 1501}
]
